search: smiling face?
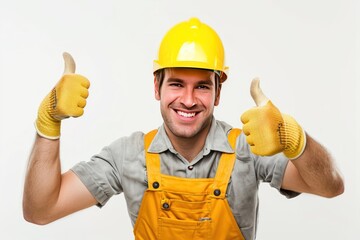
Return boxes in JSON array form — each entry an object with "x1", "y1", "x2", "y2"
[{"x1": 154, "y1": 68, "x2": 221, "y2": 141}]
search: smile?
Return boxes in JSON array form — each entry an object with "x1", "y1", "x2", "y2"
[{"x1": 176, "y1": 110, "x2": 196, "y2": 118}]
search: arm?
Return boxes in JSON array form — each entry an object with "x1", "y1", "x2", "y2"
[
  {"x1": 23, "y1": 135, "x2": 97, "y2": 225},
  {"x1": 23, "y1": 52, "x2": 96, "y2": 225},
  {"x1": 282, "y1": 134, "x2": 344, "y2": 198},
  {"x1": 241, "y1": 78, "x2": 344, "y2": 198}
]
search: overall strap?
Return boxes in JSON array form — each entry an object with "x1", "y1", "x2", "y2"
[
  {"x1": 212, "y1": 128, "x2": 242, "y2": 198},
  {"x1": 144, "y1": 129, "x2": 161, "y2": 190},
  {"x1": 144, "y1": 128, "x2": 242, "y2": 194}
]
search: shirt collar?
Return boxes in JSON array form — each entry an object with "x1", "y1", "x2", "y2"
[
  {"x1": 203, "y1": 118, "x2": 234, "y2": 155},
  {"x1": 147, "y1": 124, "x2": 175, "y2": 154},
  {"x1": 148, "y1": 117, "x2": 235, "y2": 155}
]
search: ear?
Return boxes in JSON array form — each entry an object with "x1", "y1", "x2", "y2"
[
  {"x1": 214, "y1": 84, "x2": 222, "y2": 106},
  {"x1": 154, "y1": 77, "x2": 160, "y2": 100}
]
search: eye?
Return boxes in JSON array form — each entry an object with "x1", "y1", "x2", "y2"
[
  {"x1": 197, "y1": 84, "x2": 210, "y2": 90},
  {"x1": 169, "y1": 83, "x2": 183, "y2": 88}
]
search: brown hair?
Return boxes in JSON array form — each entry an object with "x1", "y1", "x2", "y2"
[{"x1": 154, "y1": 68, "x2": 221, "y2": 92}]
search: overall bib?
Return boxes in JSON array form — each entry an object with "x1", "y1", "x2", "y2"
[{"x1": 134, "y1": 128, "x2": 245, "y2": 240}]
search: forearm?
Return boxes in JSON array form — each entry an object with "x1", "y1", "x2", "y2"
[
  {"x1": 291, "y1": 133, "x2": 344, "y2": 197},
  {"x1": 23, "y1": 53, "x2": 94, "y2": 224},
  {"x1": 23, "y1": 134, "x2": 62, "y2": 223}
]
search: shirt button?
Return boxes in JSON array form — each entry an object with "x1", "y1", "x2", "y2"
[{"x1": 188, "y1": 165, "x2": 194, "y2": 170}]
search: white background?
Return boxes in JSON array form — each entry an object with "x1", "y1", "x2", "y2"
[{"x1": 0, "y1": 0, "x2": 359, "y2": 239}]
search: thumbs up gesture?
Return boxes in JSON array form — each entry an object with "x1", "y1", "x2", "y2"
[
  {"x1": 241, "y1": 78, "x2": 306, "y2": 159},
  {"x1": 35, "y1": 52, "x2": 90, "y2": 139}
]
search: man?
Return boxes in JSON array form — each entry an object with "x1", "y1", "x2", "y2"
[{"x1": 23, "y1": 18, "x2": 344, "y2": 240}]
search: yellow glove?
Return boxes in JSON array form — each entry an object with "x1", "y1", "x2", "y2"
[
  {"x1": 240, "y1": 78, "x2": 306, "y2": 159},
  {"x1": 35, "y1": 52, "x2": 90, "y2": 139}
]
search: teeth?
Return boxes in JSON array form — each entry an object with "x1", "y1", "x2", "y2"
[{"x1": 177, "y1": 111, "x2": 196, "y2": 118}]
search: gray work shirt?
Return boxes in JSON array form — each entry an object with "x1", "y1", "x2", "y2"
[{"x1": 72, "y1": 118, "x2": 298, "y2": 240}]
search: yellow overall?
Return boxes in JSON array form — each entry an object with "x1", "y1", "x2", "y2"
[{"x1": 134, "y1": 128, "x2": 245, "y2": 240}]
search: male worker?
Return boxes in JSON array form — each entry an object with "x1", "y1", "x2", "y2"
[{"x1": 23, "y1": 18, "x2": 344, "y2": 240}]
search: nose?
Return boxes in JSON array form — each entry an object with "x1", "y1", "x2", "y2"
[{"x1": 180, "y1": 87, "x2": 196, "y2": 108}]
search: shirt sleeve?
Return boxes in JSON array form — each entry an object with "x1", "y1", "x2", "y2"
[
  {"x1": 254, "y1": 153, "x2": 300, "y2": 198},
  {"x1": 71, "y1": 140, "x2": 124, "y2": 207},
  {"x1": 237, "y1": 133, "x2": 300, "y2": 198}
]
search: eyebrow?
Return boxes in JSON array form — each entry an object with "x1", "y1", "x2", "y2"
[{"x1": 166, "y1": 78, "x2": 214, "y2": 86}]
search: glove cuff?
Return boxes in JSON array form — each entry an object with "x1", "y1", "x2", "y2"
[
  {"x1": 35, "y1": 119, "x2": 61, "y2": 140},
  {"x1": 35, "y1": 91, "x2": 61, "y2": 139},
  {"x1": 282, "y1": 114, "x2": 306, "y2": 160}
]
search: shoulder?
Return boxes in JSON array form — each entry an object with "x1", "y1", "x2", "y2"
[
  {"x1": 110, "y1": 131, "x2": 145, "y2": 148},
  {"x1": 214, "y1": 119, "x2": 233, "y2": 133},
  {"x1": 106, "y1": 131, "x2": 146, "y2": 158}
]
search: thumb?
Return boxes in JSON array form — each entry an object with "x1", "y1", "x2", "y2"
[
  {"x1": 250, "y1": 77, "x2": 269, "y2": 107},
  {"x1": 62, "y1": 52, "x2": 76, "y2": 74}
]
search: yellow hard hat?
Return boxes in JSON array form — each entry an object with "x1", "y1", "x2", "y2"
[{"x1": 153, "y1": 17, "x2": 228, "y2": 82}]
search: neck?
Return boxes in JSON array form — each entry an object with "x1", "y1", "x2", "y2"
[
  {"x1": 173, "y1": 138, "x2": 204, "y2": 163},
  {"x1": 165, "y1": 126, "x2": 211, "y2": 163}
]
